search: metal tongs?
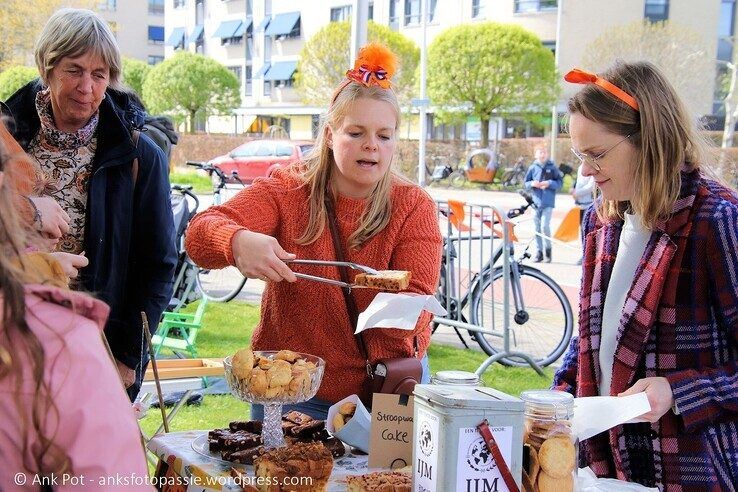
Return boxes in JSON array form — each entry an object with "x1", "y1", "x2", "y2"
[{"x1": 284, "y1": 259, "x2": 379, "y2": 289}]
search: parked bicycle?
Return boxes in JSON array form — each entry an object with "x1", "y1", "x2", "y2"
[
  {"x1": 185, "y1": 161, "x2": 247, "y2": 302},
  {"x1": 434, "y1": 192, "x2": 573, "y2": 367},
  {"x1": 168, "y1": 184, "x2": 201, "y2": 312},
  {"x1": 426, "y1": 155, "x2": 464, "y2": 186}
]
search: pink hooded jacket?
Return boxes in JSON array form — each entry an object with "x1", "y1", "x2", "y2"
[{"x1": 0, "y1": 285, "x2": 151, "y2": 491}]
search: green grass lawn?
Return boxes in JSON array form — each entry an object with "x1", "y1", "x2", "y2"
[
  {"x1": 169, "y1": 169, "x2": 213, "y2": 194},
  {"x1": 140, "y1": 300, "x2": 553, "y2": 435}
]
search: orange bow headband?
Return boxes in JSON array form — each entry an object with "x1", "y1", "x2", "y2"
[
  {"x1": 331, "y1": 43, "x2": 398, "y2": 105},
  {"x1": 564, "y1": 68, "x2": 639, "y2": 112}
]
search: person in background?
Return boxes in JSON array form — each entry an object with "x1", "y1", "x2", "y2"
[
  {"x1": 186, "y1": 44, "x2": 442, "y2": 420},
  {"x1": 0, "y1": 139, "x2": 151, "y2": 491},
  {"x1": 553, "y1": 62, "x2": 738, "y2": 490},
  {"x1": 570, "y1": 163, "x2": 595, "y2": 265},
  {"x1": 2, "y1": 8, "x2": 176, "y2": 401},
  {"x1": 524, "y1": 146, "x2": 563, "y2": 262}
]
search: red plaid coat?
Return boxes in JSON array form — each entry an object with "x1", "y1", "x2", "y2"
[{"x1": 553, "y1": 170, "x2": 738, "y2": 491}]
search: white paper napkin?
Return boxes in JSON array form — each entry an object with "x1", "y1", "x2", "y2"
[
  {"x1": 355, "y1": 293, "x2": 448, "y2": 335},
  {"x1": 572, "y1": 392, "x2": 651, "y2": 441}
]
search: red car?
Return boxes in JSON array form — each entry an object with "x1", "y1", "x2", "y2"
[{"x1": 209, "y1": 139, "x2": 314, "y2": 184}]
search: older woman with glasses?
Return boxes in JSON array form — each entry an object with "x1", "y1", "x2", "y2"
[
  {"x1": 2, "y1": 8, "x2": 176, "y2": 401},
  {"x1": 553, "y1": 62, "x2": 738, "y2": 490}
]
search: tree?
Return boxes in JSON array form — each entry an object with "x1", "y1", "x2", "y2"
[
  {"x1": 0, "y1": 65, "x2": 38, "y2": 101},
  {"x1": 0, "y1": 0, "x2": 93, "y2": 71},
  {"x1": 142, "y1": 52, "x2": 240, "y2": 133},
  {"x1": 427, "y1": 23, "x2": 558, "y2": 148},
  {"x1": 295, "y1": 21, "x2": 419, "y2": 107},
  {"x1": 121, "y1": 57, "x2": 151, "y2": 99},
  {"x1": 582, "y1": 21, "x2": 712, "y2": 116}
]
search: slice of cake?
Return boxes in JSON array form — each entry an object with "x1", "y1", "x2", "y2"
[
  {"x1": 345, "y1": 471, "x2": 412, "y2": 492},
  {"x1": 254, "y1": 441, "x2": 333, "y2": 491},
  {"x1": 354, "y1": 270, "x2": 412, "y2": 291}
]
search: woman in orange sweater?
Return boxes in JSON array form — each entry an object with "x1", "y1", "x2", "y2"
[{"x1": 186, "y1": 44, "x2": 442, "y2": 419}]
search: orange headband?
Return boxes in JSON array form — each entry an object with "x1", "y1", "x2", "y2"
[
  {"x1": 564, "y1": 68, "x2": 639, "y2": 112},
  {"x1": 330, "y1": 43, "x2": 398, "y2": 106}
]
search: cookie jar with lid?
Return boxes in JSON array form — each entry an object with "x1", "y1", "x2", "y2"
[
  {"x1": 519, "y1": 390, "x2": 577, "y2": 492},
  {"x1": 430, "y1": 370, "x2": 480, "y2": 386}
]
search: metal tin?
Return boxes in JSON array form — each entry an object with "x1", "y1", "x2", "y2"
[
  {"x1": 430, "y1": 370, "x2": 480, "y2": 386},
  {"x1": 412, "y1": 384, "x2": 524, "y2": 492}
]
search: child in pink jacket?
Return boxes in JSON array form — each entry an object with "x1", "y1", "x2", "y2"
[{"x1": 0, "y1": 139, "x2": 151, "y2": 490}]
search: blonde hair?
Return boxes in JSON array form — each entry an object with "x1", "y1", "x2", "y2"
[
  {"x1": 34, "y1": 8, "x2": 121, "y2": 89},
  {"x1": 296, "y1": 82, "x2": 404, "y2": 250},
  {"x1": 567, "y1": 61, "x2": 711, "y2": 228}
]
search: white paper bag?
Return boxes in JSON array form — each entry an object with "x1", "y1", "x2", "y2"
[{"x1": 355, "y1": 293, "x2": 447, "y2": 335}]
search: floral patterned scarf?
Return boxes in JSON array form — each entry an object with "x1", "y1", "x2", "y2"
[{"x1": 28, "y1": 88, "x2": 99, "y2": 254}]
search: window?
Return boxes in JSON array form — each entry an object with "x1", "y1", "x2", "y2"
[
  {"x1": 368, "y1": 1, "x2": 374, "y2": 20},
  {"x1": 97, "y1": 0, "x2": 116, "y2": 10},
  {"x1": 228, "y1": 66, "x2": 243, "y2": 85},
  {"x1": 404, "y1": 0, "x2": 420, "y2": 25},
  {"x1": 195, "y1": 0, "x2": 205, "y2": 25},
  {"x1": 472, "y1": 0, "x2": 483, "y2": 17},
  {"x1": 149, "y1": 0, "x2": 164, "y2": 15},
  {"x1": 264, "y1": 81, "x2": 271, "y2": 96},
  {"x1": 644, "y1": 0, "x2": 668, "y2": 22},
  {"x1": 389, "y1": 0, "x2": 400, "y2": 29},
  {"x1": 542, "y1": 40, "x2": 555, "y2": 56},
  {"x1": 718, "y1": 0, "x2": 736, "y2": 62},
  {"x1": 148, "y1": 25, "x2": 165, "y2": 44},
  {"x1": 428, "y1": 0, "x2": 437, "y2": 21},
  {"x1": 173, "y1": 0, "x2": 186, "y2": 7},
  {"x1": 246, "y1": 0, "x2": 252, "y2": 16},
  {"x1": 148, "y1": 55, "x2": 164, "y2": 64},
  {"x1": 330, "y1": 5, "x2": 352, "y2": 21},
  {"x1": 514, "y1": 0, "x2": 557, "y2": 13},
  {"x1": 245, "y1": 65, "x2": 253, "y2": 96},
  {"x1": 222, "y1": 35, "x2": 243, "y2": 46}
]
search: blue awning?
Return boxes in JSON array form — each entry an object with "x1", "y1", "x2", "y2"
[
  {"x1": 165, "y1": 27, "x2": 185, "y2": 46},
  {"x1": 213, "y1": 19, "x2": 243, "y2": 39},
  {"x1": 255, "y1": 16, "x2": 271, "y2": 32},
  {"x1": 233, "y1": 18, "x2": 252, "y2": 37},
  {"x1": 188, "y1": 25, "x2": 204, "y2": 43},
  {"x1": 264, "y1": 12, "x2": 300, "y2": 36},
  {"x1": 148, "y1": 26, "x2": 164, "y2": 42},
  {"x1": 254, "y1": 63, "x2": 271, "y2": 79},
  {"x1": 264, "y1": 60, "x2": 298, "y2": 81}
]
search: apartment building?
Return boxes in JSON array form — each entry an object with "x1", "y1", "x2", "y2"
[
  {"x1": 96, "y1": 0, "x2": 166, "y2": 65},
  {"x1": 164, "y1": 0, "x2": 734, "y2": 139}
]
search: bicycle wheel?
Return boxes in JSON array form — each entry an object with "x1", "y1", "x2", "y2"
[
  {"x1": 469, "y1": 265, "x2": 573, "y2": 367},
  {"x1": 449, "y1": 170, "x2": 466, "y2": 188},
  {"x1": 195, "y1": 265, "x2": 247, "y2": 302}
]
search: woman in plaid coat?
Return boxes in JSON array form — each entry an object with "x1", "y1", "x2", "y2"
[{"x1": 553, "y1": 61, "x2": 738, "y2": 491}]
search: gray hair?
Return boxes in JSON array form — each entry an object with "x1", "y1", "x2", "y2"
[{"x1": 34, "y1": 8, "x2": 121, "y2": 89}]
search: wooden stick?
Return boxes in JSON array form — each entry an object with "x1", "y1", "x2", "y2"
[{"x1": 142, "y1": 312, "x2": 169, "y2": 433}]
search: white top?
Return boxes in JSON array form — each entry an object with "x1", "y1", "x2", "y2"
[
  {"x1": 599, "y1": 213, "x2": 651, "y2": 396},
  {"x1": 573, "y1": 165, "x2": 595, "y2": 208}
]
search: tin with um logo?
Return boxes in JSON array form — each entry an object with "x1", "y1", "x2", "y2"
[{"x1": 412, "y1": 384, "x2": 524, "y2": 492}]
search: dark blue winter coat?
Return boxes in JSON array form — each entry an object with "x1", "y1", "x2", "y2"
[{"x1": 5, "y1": 81, "x2": 177, "y2": 377}]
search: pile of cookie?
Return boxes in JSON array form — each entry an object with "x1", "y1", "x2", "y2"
[
  {"x1": 208, "y1": 411, "x2": 345, "y2": 465},
  {"x1": 522, "y1": 420, "x2": 576, "y2": 492},
  {"x1": 231, "y1": 348, "x2": 316, "y2": 399},
  {"x1": 346, "y1": 470, "x2": 412, "y2": 492},
  {"x1": 332, "y1": 402, "x2": 356, "y2": 432}
]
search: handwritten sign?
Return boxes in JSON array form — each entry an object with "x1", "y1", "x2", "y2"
[{"x1": 368, "y1": 393, "x2": 414, "y2": 469}]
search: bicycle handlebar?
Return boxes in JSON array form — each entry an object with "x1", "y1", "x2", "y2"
[{"x1": 186, "y1": 160, "x2": 243, "y2": 190}]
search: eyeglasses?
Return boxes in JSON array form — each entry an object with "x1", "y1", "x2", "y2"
[{"x1": 570, "y1": 134, "x2": 632, "y2": 173}]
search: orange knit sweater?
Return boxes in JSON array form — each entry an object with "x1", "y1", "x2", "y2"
[{"x1": 186, "y1": 169, "x2": 442, "y2": 403}]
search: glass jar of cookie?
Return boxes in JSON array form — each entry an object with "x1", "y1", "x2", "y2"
[{"x1": 519, "y1": 390, "x2": 577, "y2": 492}]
